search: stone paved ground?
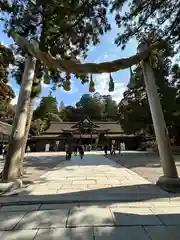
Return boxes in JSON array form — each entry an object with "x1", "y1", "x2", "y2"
[
  {"x1": 0, "y1": 153, "x2": 180, "y2": 239},
  {"x1": 107, "y1": 151, "x2": 180, "y2": 184},
  {"x1": 0, "y1": 152, "x2": 66, "y2": 182},
  {"x1": 13, "y1": 153, "x2": 169, "y2": 200}
]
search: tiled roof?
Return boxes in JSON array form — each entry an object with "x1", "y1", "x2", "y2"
[
  {"x1": 44, "y1": 121, "x2": 123, "y2": 134},
  {"x1": 44, "y1": 122, "x2": 76, "y2": 133},
  {"x1": 0, "y1": 121, "x2": 12, "y2": 135},
  {"x1": 95, "y1": 122, "x2": 123, "y2": 132}
]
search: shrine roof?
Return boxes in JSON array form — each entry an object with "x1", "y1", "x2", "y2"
[
  {"x1": 0, "y1": 121, "x2": 12, "y2": 135},
  {"x1": 44, "y1": 117, "x2": 123, "y2": 134}
]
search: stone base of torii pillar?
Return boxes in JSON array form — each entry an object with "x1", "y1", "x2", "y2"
[{"x1": 157, "y1": 176, "x2": 180, "y2": 193}]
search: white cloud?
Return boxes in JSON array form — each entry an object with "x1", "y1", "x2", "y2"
[
  {"x1": 41, "y1": 82, "x2": 49, "y2": 88},
  {"x1": 94, "y1": 73, "x2": 127, "y2": 103},
  {"x1": 10, "y1": 96, "x2": 18, "y2": 105}
]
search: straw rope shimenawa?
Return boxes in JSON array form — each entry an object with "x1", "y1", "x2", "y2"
[{"x1": 11, "y1": 32, "x2": 156, "y2": 74}]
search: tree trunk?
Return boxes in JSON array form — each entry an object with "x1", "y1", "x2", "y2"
[
  {"x1": 2, "y1": 55, "x2": 36, "y2": 182},
  {"x1": 19, "y1": 97, "x2": 36, "y2": 176}
]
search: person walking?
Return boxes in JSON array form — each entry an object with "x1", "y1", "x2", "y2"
[
  {"x1": 73, "y1": 145, "x2": 78, "y2": 156},
  {"x1": 65, "y1": 143, "x2": 68, "y2": 160},
  {"x1": 104, "y1": 144, "x2": 108, "y2": 155},
  {"x1": 66, "y1": 144, "x2": 72, "y2": 160},
  {"x1": 88, "y1": 144, "x2": 92, "y2": 151},
  {"x1": 119, "y1": 143, "x2": 121, "y2": 154},
  {"x1": 111, "y1": 143, "x2": 116, "y2": 155},
  {"x1": 78, "y1": 145, "x2": 84, "y2": 159}
]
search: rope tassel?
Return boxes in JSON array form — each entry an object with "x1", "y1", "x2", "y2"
[
  {"x1": 89, "y1": 74, "x2": 95, "y2": 92},
  {"x1": 128, "y1": 67, "x2": 135, "y2": 89},
  {"x1": 44, "y1": 70, "x2": 50, "y2": 84},
  {"x1": 108, "y1": 73, "x2": 114, "y2": 92},
  {"x1": 63, "y1": 72, "x2": 71, "y2": 91}
]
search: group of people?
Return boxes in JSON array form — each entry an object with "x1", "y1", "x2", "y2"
[
  {"x1": 65, "y1": 144, "x2": 85, "y2": 160},
  {"x1": 65, "y1": 142, "x2": 120, "y2": 160},
  {"x1": 104, "y1": 143, "x2": 120, "y2": 155}
]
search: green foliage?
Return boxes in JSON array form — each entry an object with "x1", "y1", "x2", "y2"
[
  {"x1": 31, "y1": 78, "x2": 42, "y2": 98},
  {"x1": 33, "y1": 93, "x2": 59, "y2": 121},
  {"x1": 31, "y1": 118, "x2": 49, "y2": 135},
  {"x1": 118, "y1": 40, "x2": 180, "y2": 141},
  {"x1": 59, "y1": 93, "x2": 118, "y2": 121},
  {"x1": 6, "y1": 0, "x2": 111, "y2": 94},
  {"x1": 59, "y1": 106, "x2": 82, "y2": 122},
  {"x1": 47, "y1": 112, "x2": 63, "y2": 122},
  {"x1": 111, "y1": 0, "x2": 180, "y2": 51},
  {"x1": 32, "y1": 92, "x2": 63, "y2": 134},
  {"x1": 76, "y1": 93, "x2": 104, "y2": 120},
  {"x1": 0, "y1": 100, "x2": 15, "y2": 120},
  {"x1": 0, "y1": 0, "x2": 12, "y2": 13},
  {"x1": 102, "y1": 94, "x2": 118, "y2": 120},
  {"x1": 0, "y1": 43, "x2": 14, "y2": 89},
  {"x1": 0, "y1": 42, "x2": 16, "y2": 116}
]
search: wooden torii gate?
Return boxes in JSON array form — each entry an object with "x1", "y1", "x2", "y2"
[{"x1": 3, "y1": 32, "x2": 180, "y2": 192}]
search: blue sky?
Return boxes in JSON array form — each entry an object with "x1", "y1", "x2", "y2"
[{"x1": 0, "y1": 8, "x2": 137, "y2": 108}]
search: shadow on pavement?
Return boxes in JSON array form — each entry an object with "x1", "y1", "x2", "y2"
[
  {"x1": 0, "y1": 204, "x2": 180, "y2": 239},
  {"x1": 108, "y1": 152, "x2": 180, "y2": 169},
  {"x1": 1, "y1": 182, "x2": 180, "y2": 206}
]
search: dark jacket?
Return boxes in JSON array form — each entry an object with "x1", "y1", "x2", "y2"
[{"x1": 78, "y1": 146, "x2": 84, "y2": 154}]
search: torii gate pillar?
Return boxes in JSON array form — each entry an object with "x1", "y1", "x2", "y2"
[{"x1": 137, "y1": 42, "x2": 180, "y2": 192}]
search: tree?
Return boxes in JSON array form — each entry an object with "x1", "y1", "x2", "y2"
[
  {"x1": 0, "y1": 100, "x2": 15, "y2": 120},
  {"x1": 60, "y1": 106, "x2": 82, "y2": 122},
  {"x1": 76, "y1": 93, "x2": 104, "y2": 120},
  {"x1": 59, "y1": 93, "x2": 119, "y2": 122},
  {"x1": 111, "y1": 0, "x2": 180, "y2": 51},
  {"x1": 2, "y1": 0, "x2": 111, "y2": 181},
  {"x1": 118, "y1": 40, "x2": 177, "y2": 137},
  {"x1": 0, "y1": 42, "x2": 15, "y2": 97},
  {"x1": 2, "y1": 55, "x2": 36, "y2": 181},
  {"x1": 33, "y1": 93, "x2": 59, "y2": 121},
  {"x1": 0, "y1": 42, "x2": 16, "y2": 120},
  {"x1": 102, "y1": 95, "x2": 118, "y2": 120},
  {"x1": 31, "y1": 93, "x2": 62, "y2": 134},
  {"x1": 31, "y1": 118, "x2": 49, "y2": 136},
  {"x1": 59, "y1": 101, "x2": 65, "y2": 112},
  {"x1": 168, "y1": 63, "x2": 180, "y2": 144},
  {"x1": 118, "y1": 65, "x2": 152, "y2": 135},
  {"x1": 0, "y1": 0, "x2": 12, "y2": 13}
]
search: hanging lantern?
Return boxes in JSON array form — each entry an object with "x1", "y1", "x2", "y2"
[
  {"x1": 63, "y1": 72, "x2": 71, "y2": 91},
  {"x1": 89, "y1": 74, "x2": 95, "y2": 92},
  {"x1": 108, "y1": 73, "x2": 114, "y2": 92}
]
